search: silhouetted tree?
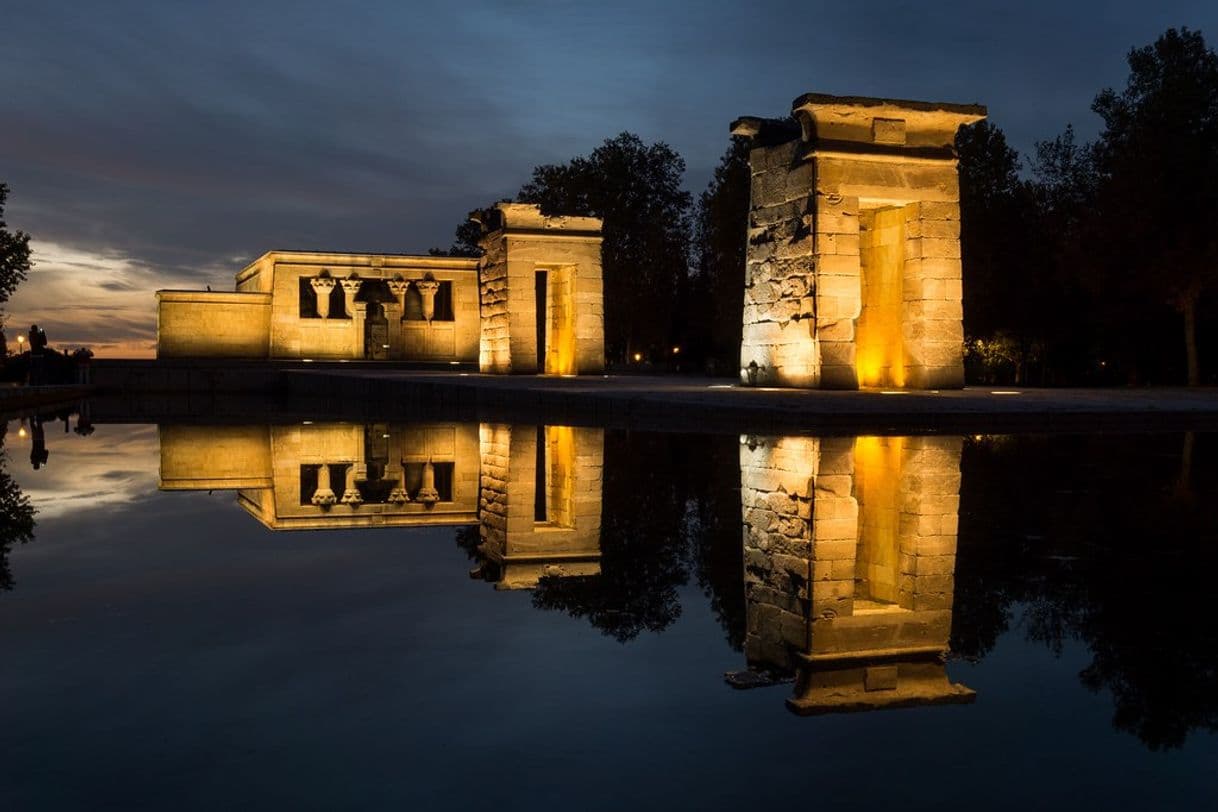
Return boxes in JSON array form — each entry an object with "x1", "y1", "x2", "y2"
[
  {"x1": 530, "y1": 430, "x2": 693, "y2": 641},
  {"x1": 528, "y1": 432, "x2": 745, "y2": 646},
  {"x1": 954, "y1": 432, "x2": 1218, "y2": 749},
  {"x1": 689, "y1": 136, "x2": 750, "y2": 374},
  {"x1": 1090, "y1": 28, "x2": 1218, "y2": 384},
  {"x1": 517, "y1": 133, "x2": 693, "y2": 363},
  {"x1": 0, "y1": 424, "x2": 36, "y2": 591},
  {"x1": 428, "y1": 219, "x2": 484, "y2": 258},
  {"x1": 0, "y1": 183, "x2": 32, "y2": 307},
  {"x1": 957, "y1": 122, "x2": 1034, "y2": 381}
]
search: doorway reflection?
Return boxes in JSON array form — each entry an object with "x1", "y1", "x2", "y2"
[{"x1": 736, "y1": 434, "x2": 974, "y2": 713}]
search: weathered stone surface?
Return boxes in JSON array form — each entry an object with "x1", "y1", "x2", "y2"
[{"x1": 736, "y1": 92, "x2": 983, "y2": 391}]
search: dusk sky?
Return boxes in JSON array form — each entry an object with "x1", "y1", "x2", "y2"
[{"x1": 2, "y1": 1, "x2": 1215, "y2": 356}]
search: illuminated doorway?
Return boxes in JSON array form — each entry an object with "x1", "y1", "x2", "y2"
[
  {"x1": 856, "y1": 206, "x2": 907, "y2": 388},
  {"x1": 364, "y1": 302, "x2": 389, "y2": 360},
  {"x1": 536, "y1": 267, "x2": 576, "y2": 375}
]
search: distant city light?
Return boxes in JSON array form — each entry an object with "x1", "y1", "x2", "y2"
[{"x1": 632, "y1": 352, "x2": 642, "y2": 362}]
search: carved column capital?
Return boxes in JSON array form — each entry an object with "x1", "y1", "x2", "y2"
[
  {"x1": 415, "y1": 278, "x2": 441, "y2": 322},
  {"x1": 311, "y1": 464, "x2": 336, "y2": 508},
  {"x1": 416, "y1": 460, "x2": 440, "y2": 506},
  {"x1": 310, "y1": 276, "x2": 336, "y2": 319}
]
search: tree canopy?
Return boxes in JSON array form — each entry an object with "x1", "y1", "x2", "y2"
[
  {"x1": 688, "y1": 136, "x2": 751, "y2": 373},
  {"x1": 1089, "y1": 27, "x2": 1218, "y2": 384},
  {"x1": 517, "y1": 133, "x2": 692, "y2": 363},
  {"x1": 0, "y1": 183, "x2": 32, "y2": 306}
]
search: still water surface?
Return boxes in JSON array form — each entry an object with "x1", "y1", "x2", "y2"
[{"x1": 0, "y1": 415, "x2": 1215, "y2": 810}]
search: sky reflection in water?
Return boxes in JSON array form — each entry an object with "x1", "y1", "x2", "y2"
[{"x1": 0, "y1": 417, "x2": 1215, "y2": 810}]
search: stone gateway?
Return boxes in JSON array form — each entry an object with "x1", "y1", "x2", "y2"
[{"x1": 733, "y1": 93, "x2": 986, "y2": 389}]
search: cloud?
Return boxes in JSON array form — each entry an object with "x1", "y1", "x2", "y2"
[
  {"x1": 6, "y1": 423, "x2": 161, "y2": 519},
  {"x1": 3, "y1": 240, "x2": 209, "y2": 357}
]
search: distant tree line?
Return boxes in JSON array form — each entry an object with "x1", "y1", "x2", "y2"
[
  {"x1": 434, "y1": 27, "x2": 1218, "y2": 385},
  {"x1": 960, "y1": 27, "x2": 1218, "y2": 385}
]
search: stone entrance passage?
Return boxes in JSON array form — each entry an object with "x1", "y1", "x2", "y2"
[
  {"x1": 474, "y1": 203, "x2": 604, "y2": 375},
  {"x1": 364, "y1": 302, "x2": 389, "y2": 360},
  {"x1": 732, "y1": 93, "x2": 986, "y2": 389}
]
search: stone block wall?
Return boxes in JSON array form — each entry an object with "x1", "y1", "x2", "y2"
[
  {"x1": 476, "y1": 203, "x2": 604, "y2": 375},
  {"x1": 733, "y1": 93, "x2": 984, "y2": 389},
  {"x1": 476, "y1": 423, "x2": 604, "y2": 588},
  {"x1": 158, "y1": 425, "x2": 273, "y2": 490},
  {"x1": 739, "y1": 433, "x2": 968, "y2": 703},
  {"x1": 158, "y1": 252, "x2": 480, "y2": 362},
  {"x1": 740, "y1": 134, "x2": 819, "y2": 387},
  {"x1": 156, "y1": 291, "x2": 272, "y2": 359},
  {"x1": 901, "y1": 203, "x2": 965, "y2": 388},
  {"x1": 478, "y1": 235, "x2": 511, "y2": 373},
  {"x1": 255, "y1": 253, "x2": 479, "y2": 361},
  {"x1": 739, "y1": 434, "x2": 822, "y2": 671}
]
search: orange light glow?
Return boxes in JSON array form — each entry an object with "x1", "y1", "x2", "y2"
[
  {"x1": 853, "y1": 435, "x2": 905, "y2": 607},
  {"x1": 856, "y1": 207, "x2": 908, "y2": 389}
]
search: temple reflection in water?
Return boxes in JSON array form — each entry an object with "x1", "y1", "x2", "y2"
[
  {"x1": 159, "y1": 422, "x2": 603, "y2": 588},
  {"x1": 159, "y1": 422, "x2": 971, "y2": 713},
  {"x1": 738, "y1": 434, "x2": 974, "y2": 713}
]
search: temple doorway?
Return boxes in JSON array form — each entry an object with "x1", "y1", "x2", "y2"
[
  {"x1": 536, "y1": 267, "x2": 576, "y2": 375},
  {"x1": 365, "y1": 302, "x2": 389, "y2": 360}
]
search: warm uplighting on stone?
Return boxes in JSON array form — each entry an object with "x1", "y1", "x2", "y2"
[
  {"x1": 472, "y1": 203, "x2": 604, "y2": 376},
  {"x1": 737, "y1": 433, "x2": 973, "y2": 713},
  {"x1": 732, "y1": 93, "x2": 985, "y2": 390},
  {"x1": 154, "y1": 203, "x2": 606, "y2": 375},
  {"x1": 157, "y1": 253, "x2": 481, "y2": 362}
]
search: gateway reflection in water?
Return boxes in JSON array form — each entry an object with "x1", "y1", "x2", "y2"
[
  {"x1": 737, "y1": 434, "x2": 972, "y2": 713},
  {"x1": 158, "y1": 422, "x2": 604, "y2": 588},
  {"x1": 157, "y1": 420, "x2": 973, "y2": 715}
]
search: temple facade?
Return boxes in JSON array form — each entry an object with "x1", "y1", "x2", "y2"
[
  {"x1": 733, "y1": 93, "x2": 986, "y2": 389},
  {"x1": 156, "y1": 203, "x2": 604, "y2": 374}
]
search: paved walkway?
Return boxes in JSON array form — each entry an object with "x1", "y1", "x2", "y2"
[{"x1": 281, "y1": 370, "x2": 1218, "y2": 432}]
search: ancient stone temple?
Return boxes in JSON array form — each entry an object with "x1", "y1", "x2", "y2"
[
  {"x1": 733, "y1": 93, "x2": 986, "y2": 389},
  {"x1": 736, "y1": 433, "x2": 974, "y2": 713},
  {"x1": 155, "y1": 203, "x2": 604, "y2": 374},
  {"x1": 473, "y1": 203, "x2": 605, "y2": 375},
  {"x1": 158, "y1": 253, "x2": 482, "y2": 362}
]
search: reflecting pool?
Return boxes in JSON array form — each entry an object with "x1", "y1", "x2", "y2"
[{"x1": 0, "y1": 411, "x2": 1215, "y2": 809}]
